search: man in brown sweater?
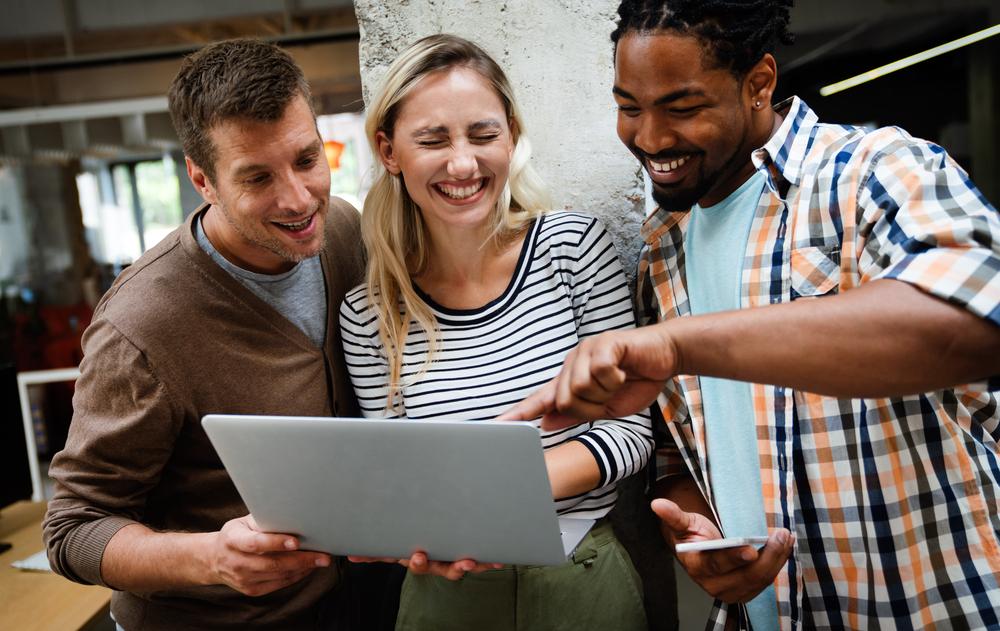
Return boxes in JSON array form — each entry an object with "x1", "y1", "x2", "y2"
[{"x1": 43, "y1": 40, "x2": 377, "y2": 630}]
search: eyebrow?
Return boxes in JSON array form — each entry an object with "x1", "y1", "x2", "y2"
[
  {"x1": 411, "y1": 126, "x2": 447, "y2": 138},
  {"x1": 468, "y1": 119, "x2": 503, "y2": 132},
  {"x1": 231, "y1": 139, "x2": 322, "y2": 180},
  {"x1": 612, "y1": 86, "x2": 706, "y2": 106}
]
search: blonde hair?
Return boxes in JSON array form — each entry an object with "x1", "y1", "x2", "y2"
[{"x1": 362, "y1": 34, "x2": 551, "y2": 412}]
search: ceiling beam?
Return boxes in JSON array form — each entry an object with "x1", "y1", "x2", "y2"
[
  {"x1": 0, "y1": 96, "x2": 167, "y2": 126},
  {"x1": 0, "y1": 27, "x2": 358, "y2": 76}
]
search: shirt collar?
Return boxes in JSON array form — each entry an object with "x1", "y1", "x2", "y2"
[{"x1": 752, "y1": 96, "x2": 818, "y2": 190}]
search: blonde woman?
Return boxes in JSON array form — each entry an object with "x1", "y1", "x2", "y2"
[{"x1": 339, "y1": 34, "x2": 652, "y2": 631}]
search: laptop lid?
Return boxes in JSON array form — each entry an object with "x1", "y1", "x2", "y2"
[{"x1": 201, "y1": 415, "x2": 592, "y2": 566}]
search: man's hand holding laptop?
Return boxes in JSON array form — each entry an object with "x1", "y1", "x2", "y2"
[{"x1": 206, "y1": 514, "x2": 332, "y2": 596}]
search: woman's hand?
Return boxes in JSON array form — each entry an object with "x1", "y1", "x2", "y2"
[{"x1": 347, "y1": 552, "x2": 503, "y2": 581}]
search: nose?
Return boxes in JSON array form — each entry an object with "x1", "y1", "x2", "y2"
[
  {"x1": 446, "y1": 142, "x2": 477, "y2": 179},
  {"x1": 633, "y1": 113, "x2": 676, "y2": 157},
  {"x1": 275, "y1": 171, "x2": 314, "y2": 213}
]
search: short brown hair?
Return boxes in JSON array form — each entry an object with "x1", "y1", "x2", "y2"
[{"x1": 167, "y1": 38, "x2": 312, "y2": 180}]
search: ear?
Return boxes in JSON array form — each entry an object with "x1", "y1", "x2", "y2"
[
  {"x1": 375, "y1": 131, "x2": 401, "y2": 175},
  {"x1": 745, "y1": 53, "x2": 778, "y2": 110},
  {"x1": 186, "y1": 156, "x2": 218, "y2": 205}
]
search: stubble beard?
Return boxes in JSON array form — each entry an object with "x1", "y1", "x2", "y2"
[
  {"x1": 648, "y1": 145, "x2": 751, "y2": 213},
  {"x1": 650, "y1": 167, "x2": 713, "y2": 213},
  {"x1": 218, "y1": 198, "x2": 328, "y2": 265},
  {"x1": 648, "y1": 108, "x2": 753, "y2": 212}
]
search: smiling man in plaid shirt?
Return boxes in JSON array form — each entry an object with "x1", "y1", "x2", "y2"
[{"x1": 502, "y1": 0, "x2": 1000, "y2": 629}]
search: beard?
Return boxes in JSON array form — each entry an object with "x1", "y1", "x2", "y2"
[
  {"x1": 641, "y1": 106, "x2": 755, "y2": 212},
  {"x1": 650, "y1": 175, "x2": 713, "y2": 212}
]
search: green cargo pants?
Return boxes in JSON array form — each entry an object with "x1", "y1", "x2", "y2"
[{"x1": 395, "y1": 521, "x2": 648, "y2": 631}]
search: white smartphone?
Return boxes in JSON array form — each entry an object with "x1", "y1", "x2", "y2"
[{"x1": 674, "y1": 536, "x2": 770, "y2": 553}]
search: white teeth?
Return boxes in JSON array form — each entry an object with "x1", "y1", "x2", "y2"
[
  {"x1": 276, "y1": 217, "x2": 310, "y2": 230},
  {"x1": 436, "y1": 179, "x2": 485, "y2": 199},
  {"x1": 649, "y1": 156, "x2": 689, "y2": 173}
]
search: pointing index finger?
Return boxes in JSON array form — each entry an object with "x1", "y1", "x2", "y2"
[{"x1": 497, "y1": 379, "x2": 556, "y2": 421}]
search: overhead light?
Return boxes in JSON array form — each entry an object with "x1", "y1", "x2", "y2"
[{"x1": 820, "y1": 23, "x2": 1000, "y2": 97}]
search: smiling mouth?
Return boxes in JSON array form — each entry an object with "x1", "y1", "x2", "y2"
[
  {"x1": 272, "y1": 214, "x2": 313, "y2": 232},
  {"x1": 435, "y1": 178, "x2": 487, "y2": 200},
  {"x1": 648, "y1": 156, "x2": 690, "y2": 174}
]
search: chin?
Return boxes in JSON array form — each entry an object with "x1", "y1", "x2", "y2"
[{"x1": 651, "y1": 189, "x2": 701, "y2": 213}]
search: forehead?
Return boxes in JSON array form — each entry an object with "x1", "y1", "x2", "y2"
[
  {"x1": 208, "y1": 96, "x2": 318, "y2": 171},
  {"x1": 614, "y1": 32, "x2": 735, "y2": 98},
  {"x1": 393, "y1": 66, "x2": 507, "y2": 131}
]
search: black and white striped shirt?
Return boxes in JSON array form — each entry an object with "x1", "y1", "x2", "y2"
[{"x1": 339, "y1": 212, "x2": 653, "y2": 518}]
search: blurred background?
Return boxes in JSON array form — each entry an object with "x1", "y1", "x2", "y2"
[{"x1": 0, "y1": 0, "x2": 996, "y2": 611}]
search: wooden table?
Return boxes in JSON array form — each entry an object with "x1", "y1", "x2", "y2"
[{"x1": 0, "y1": 501, "x2": 111, "y2": 630}]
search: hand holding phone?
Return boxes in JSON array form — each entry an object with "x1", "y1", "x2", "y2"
[{"x1": 674, "y1": 536, "x2": 769, "y2": 553}]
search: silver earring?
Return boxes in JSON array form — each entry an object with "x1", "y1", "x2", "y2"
[{"x1": 755, "y1": 100, "x2": 761, "y2": 108}]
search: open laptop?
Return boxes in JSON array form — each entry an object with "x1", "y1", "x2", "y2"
[{"x1": 201, "y1": 415, "x2": 595, "y2": 566}]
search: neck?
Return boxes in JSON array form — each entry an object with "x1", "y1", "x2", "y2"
[
  {"x1": 699, "y1": 107, "x2": 784, "y2": 208},
  {"x1": 420, "y1": 220, "x2": 500, "y2": 284},
  {"x1": 202, "y1": 206, "x2": 294, "y2": 275},
  {"x1": 415, "y1": 221, "x2": 525, "y2": 310}
]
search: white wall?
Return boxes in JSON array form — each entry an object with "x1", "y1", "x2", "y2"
[{"x1": 354, "y1": 0, "x2": 646, "y2": 279}]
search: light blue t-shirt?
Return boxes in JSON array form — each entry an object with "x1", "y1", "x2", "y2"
[{"x1": 685, "y1": 171, "x2": 778, "y2": 631}]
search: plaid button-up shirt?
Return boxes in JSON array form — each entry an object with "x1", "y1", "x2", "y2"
[{"x1": 639, "y1": 97, "x2": 1000, "y2": 630}]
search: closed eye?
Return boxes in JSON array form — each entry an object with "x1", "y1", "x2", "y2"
[
  {"x1": 471, "y1": 134, "x2": 500, "y2": 143},
  {"x1": 669, "y1": 105, "x2": 703, "y2": 115}
]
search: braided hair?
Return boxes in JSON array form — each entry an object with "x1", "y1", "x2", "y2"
[{"x1": 610, "y1": 0, "x2": 795, "y2": 76}]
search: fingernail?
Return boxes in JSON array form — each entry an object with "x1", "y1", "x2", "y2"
[
  {"x1": 284, "y1": 539, "x2": 296, "y2": 550},
  {"x1": 776, "y1": 530, "x2": 789, "y2": 545},
  {"x1": 315, "y1": 556, "x2": 330, "y2": 567},
  {"x1": 740, "y1": 548, "x2": 756, "y2": 561}
]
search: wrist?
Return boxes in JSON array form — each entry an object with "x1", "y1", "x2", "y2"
[
  {"x1": 660, "y1": 322, "x2": 685, "y2": 377},
  {"x1": 188, "y1": 531, "x2": 219, "y2": 586}
]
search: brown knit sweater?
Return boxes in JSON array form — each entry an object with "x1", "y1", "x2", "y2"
[{"x1": 43, "y1": 199, "x2": 365, "y2": 630}]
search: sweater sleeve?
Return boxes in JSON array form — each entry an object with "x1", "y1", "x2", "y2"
[
  {"x1": 561, "y1": 216, "x2": 654, "y2": 488},
  {"x1": 43, "y1": 318, "x2": 183, "y2": 587},
  {"x1": 338, "y1": 289, "x2": 400, "y2": 419}
]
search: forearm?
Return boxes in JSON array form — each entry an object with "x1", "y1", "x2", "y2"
[
  {"x1": 544, "y1": 441, "x2": 602, "y2": 499},
  {"x1": 668, "y1": 279, "x2": 1000, "y2": 398},
  {"x1": 101, "y1": 523, "x2": 213, "y2": 591}
]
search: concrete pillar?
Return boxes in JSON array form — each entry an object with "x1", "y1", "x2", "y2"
[{"x1": 354, "y1": 0, "x2": 646, "y2": 281}]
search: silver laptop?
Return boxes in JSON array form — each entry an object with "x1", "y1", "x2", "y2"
[{"x1": 201, "y1": 415, "x2": 595, "y2": 566}]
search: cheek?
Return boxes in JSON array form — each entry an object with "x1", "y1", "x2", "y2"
[
  {"x1": 398, "y1": 155, "x2": 435, "y2": 189},
  {"x1": 616, "y1": 115, "x2": 637, "y2": 146},
  {"x1": 306, "y1": 166, "x2": 331, "y2": 194},
  {"x1": 494, "y1": 153, "x2": 512, "y2": 178},
  {"x1": 398, "y1": 171, "x2": 428, "y2": 204}
]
